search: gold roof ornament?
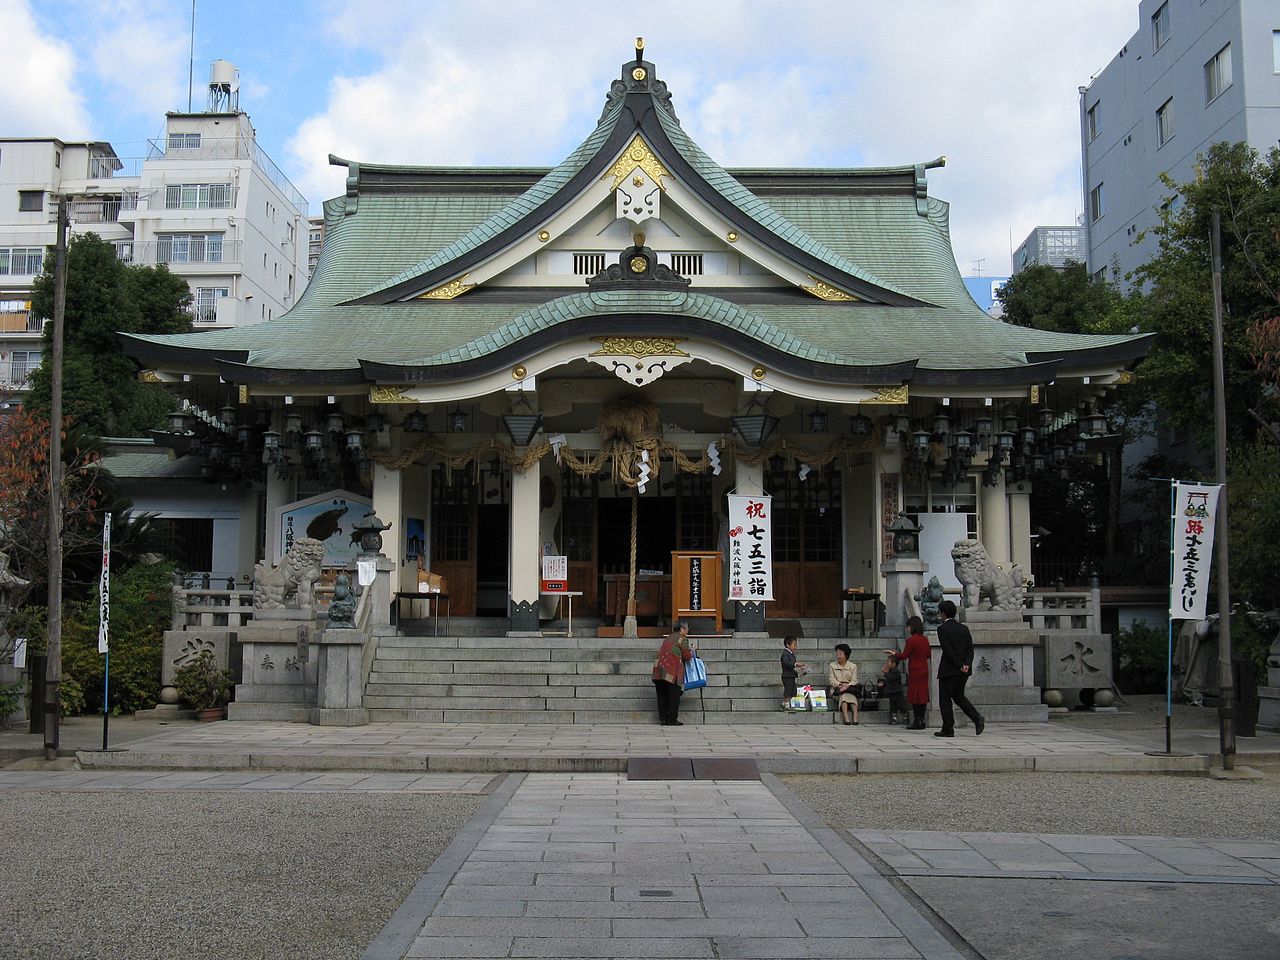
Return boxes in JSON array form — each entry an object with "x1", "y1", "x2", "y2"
[
  {"x1": 603, "y1": 135, "x2": 672, "y2": 192},
  {"x1": 801, "y1": 277, "x2": 856, "y2": 302},
  {"x1": 419, "y1": 274, "x2": 476, "y2": 300}
]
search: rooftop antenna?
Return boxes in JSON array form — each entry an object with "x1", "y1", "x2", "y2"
[
  {"x1": 971, "y1": 258, "x2": 986, "y2": 277},
  {"x1": 187, "y1": 0, "x2": 196, "y2": 111}
]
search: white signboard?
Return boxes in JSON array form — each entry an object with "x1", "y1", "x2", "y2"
[
  {"x1": 98, "y1": 514, "x2": 111, "y2": 654},
  {"x1": 13, "y1": 637, "x2": 26, "y2": 670},
  {"x1": 357, "y1": 559, "x2": 376, "y2": 588},
  {"x1": 1171, "y1": 482, "x2": 1222, "y2": 621},
  {"x1": 726, "y1": 494, "x2": 774, "y2": 601},
  {"x1": 541, "y1": 555, "x2": 568, "y2": 593}
]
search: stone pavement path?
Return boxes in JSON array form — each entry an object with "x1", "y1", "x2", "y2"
[
  {"x1": 857, "y1": 829, "x2": 1280, "y2": 885},
  {"x1": 365, "y1": 773, "x2": 963, "y2": 960},
  {"x1": 0, "y1": 770, "x2": 496, "y2": 792}
]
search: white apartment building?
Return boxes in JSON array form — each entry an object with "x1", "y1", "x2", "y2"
[
  {"x1": 0, "y1": 61, "x2": 308, "y2": 397},
  {"x1": 1080, "y1": 0, "x2": 1280, "y2": 287}
]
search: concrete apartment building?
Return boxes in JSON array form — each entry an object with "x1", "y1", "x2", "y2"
[
  {"x1": 1080, "y1": 0, "x2": 1280, "y2": 287},
  {"x1": 1011, "y1": 225, "x2": 1086, "y2": 275},
  {"x1": 0, "y1": 61, "x2": 308, "y2": 398}
]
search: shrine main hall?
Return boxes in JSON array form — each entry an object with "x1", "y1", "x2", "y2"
[{"x1": 125, "y1": 43, "x2": 1148, "y2": 633}]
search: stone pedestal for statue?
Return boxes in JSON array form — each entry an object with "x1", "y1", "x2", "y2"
[
  {"x1": 880, "y1": 558, "x2": 928, "y2": 633},
  {"x1": 1038, "y1": 632, "x2": 1115, "y2": 711},
  {"x1": 229, "y1": 610, "x2": 320, "y2": 722},
  {"x1": 310, "y1": 627, "x2": 368, "y2": 726},
  {"x1": 941, "y1": 610, "x2": 1048, "y2": 722},
  {"x1": 1257, "y1": 641, "x2": 1280, "y2": 732}
]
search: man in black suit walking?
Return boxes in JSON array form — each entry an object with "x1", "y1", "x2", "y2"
[{"x1": 934, "y1": 599, "x2": 985, "y2": 737}]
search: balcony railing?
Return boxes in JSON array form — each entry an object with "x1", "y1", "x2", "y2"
[
  {"x1": 70, "y1": 199, "x2": 122, "y2": 224},
  {"x1": 147, "y1": 136, "x2": 309, "y2": 215},
  {"x1": 0, "y1": 360, "x2": 37, "y2": 389},
  {"x1": 135, "y1": 239, "x2": 241, "y2": 266},
  {"x1": 0, "y1": 311, "x2": 43, "y2": 334}
]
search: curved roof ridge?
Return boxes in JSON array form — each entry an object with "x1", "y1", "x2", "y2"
[
  {"x1": 650, "y1": 107, "x2": 924, "y2": 304},
  {"x1": 379, "y1": 289, "x2": 852, "y2": 367},
  {"x1": 351, "y1": 99, "x2": 627, "y2": 300}
]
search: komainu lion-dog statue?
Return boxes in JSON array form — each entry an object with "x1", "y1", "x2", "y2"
[
  {"x1": 253, "y1": 538, "x2": 325, "y2": 610},
  {"x1": 951, "y1": 538, "x2": 1026, "y2": 612}
]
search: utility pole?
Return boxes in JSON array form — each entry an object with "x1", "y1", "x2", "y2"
[
  {"x1": 43, "y1": 197, "x2": 68, "y2": 761},
  {"x1": 1209, "y1": 210, "x2": 1236, "y2": 770}
]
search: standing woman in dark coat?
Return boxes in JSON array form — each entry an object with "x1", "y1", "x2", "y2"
[
  {"x1": 885, "y1": 615, "x2": 932, "y2": 730},
  {"x1": 652, "y1": 619, "x2": 693, "y2": 726}
]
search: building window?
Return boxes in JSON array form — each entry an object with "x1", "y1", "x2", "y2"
[
  {"x1": 0, "y1": 247, "x2": 44, "y2": 275},
  {"x1": 164, "y1": 182, "x2": 232, "y2": 209},
  {"x1": 18, "y1": 191, "x2": 43, "y2": 212},
  {"x1": 1156, "y1": 97, "x2": 1174, "y2": 147},
  {"x1": 1151, "y1": 2, "x2": 1169, "y2": 52},
  {"x1": 1090, "y1": 183, "x2": 1104, "y2": 222},
  {"x1": 1091, "y1": 266, "x2": 1107, "y2": 284},
  {"x1": 156, "y1": 233, "x2": 224, "y2": 264},
  {"x1": 192, "y1": 287, "x2": 228, "y2": 323},
  {"x1": 1205, "y1": 43, "x2": 1232, "y2": 103},
  {"x1": 1086, "y1": 102, "x2": 1099, "y2": 141},
  {"x1": 309, "y1": 230, "x2": 322, "y2": 243},
  {"x1": 670, "y1": 253, "x2": 704, "y2": 275},
  {"x1": 1273, "y1": 30, "x2": 1280, "y2": 73},
  {"x1": 572, "y1": 253, "x2": 605, "y2": 275},
  {"x1": 9, "y1": 350, "x2": 41, "y2": 382},
  {"x1": 166, "y1": 132, "x2": 201, "y2": 150}
]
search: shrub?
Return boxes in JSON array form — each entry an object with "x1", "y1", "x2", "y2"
[
  {"x1": 1114, "y1": 620, "x2": 1169, "y2": 694},
  {"x1": 173, "y1": 651, "x2": 232, "y2": 711},
  {"x1": 62, "y1": 560, "x2": 174, "y2": 714}
]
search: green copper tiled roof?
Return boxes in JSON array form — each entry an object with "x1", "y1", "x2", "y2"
[
  {"x1": 353, "y1": 101, "x2": 626, "y2": 300},
  {"x1": 651, "y1": 107, "x2": 915, "y2": 302}
]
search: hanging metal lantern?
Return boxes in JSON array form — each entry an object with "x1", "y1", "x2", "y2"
[
  {"x1": 303, "y1": 429, "x2": 324, "y2": 453},
  {"x1": 166, "y1": 411, "x2": 189, "y2": 433},
  {"x1": 849, "y1": 413, "x2": 873, "y2": 436},
  {"x1": 1051, "y1": 443, "x2": 1068, "y2": 464},
  {"x1": 1019, "y1": 426, "x2": 1037, "y2": 449},
  {"x1": 809, "y1": 409, "x2": 828, "y2": 434},
  {"x1": 218, "y1": 404, "x2": 236, "y2": 427},
  {"x1": 448, "y1": 408, "x2": 468, "y2": 433},
  {"x1": 366, "y1": 412, "x2": 384, "y2": 433},
  {"x1": 207, "y1": 441, "x2": 225, "y2": 464},
  {"x1": 931, "y1": 409, "x2": 951, "y2": 435},
  {"x1": 1037, "y1": 407, "x2": 1056, "y2": 430},
  {"x1": 236, "y1": 424, "x2": 254, "y2": 445},
  {"x1": 911, "y1": 428, "x2": 931, "y2": 452},
  {"x1": 1031, "y1": 451, "x2": 1047, "y2": 473},
  {"x1": 262, "y1": 429, "x2": 282, "y2": 450},
  {"x1": 995, "y1": 431, "x2": 1016, "y2": 452},
  {"x1": 284, "y1": 411, "x2": 303, "y2": 435},
  {"x1": 974, "y1": 415, "x2": 994, "y2": 438},
  {"x1": 1074, "y1": 438, "x2": 1089, "y2": 457},
  {"x1": 403, "y1": 410, "x2": 428, "y2": 433},
  {"x1": 345, "y1": 427, "x2": 364, "y2": 451},
  {"x1": 326, "y1": 409, "x2": 344, "y2": 434},
  {"x1": 1084, "y1": 410, "x2": 1108, "y2": 435},
  {"x1": 894, "y1": 414, "x2": 911, "y2": 435},
  {"x1": 1001, "y1": 411, "x2": 1020, "y2": 435},
  {"x1": 951, "y1": 430, "x2": 974, "y2": 456}
]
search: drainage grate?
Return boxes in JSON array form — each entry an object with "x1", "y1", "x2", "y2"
[{"x1": 639, "y1": 890, "x2": 673, "y2": 898}]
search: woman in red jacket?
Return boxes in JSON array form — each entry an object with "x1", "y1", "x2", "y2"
[{"x1": 884, "y1": 615, "x2": 932, "y2": 730}]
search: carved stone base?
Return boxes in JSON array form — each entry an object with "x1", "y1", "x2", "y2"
[
  {"x1": 736, "y1": 602, "x2": 765, "y2": 634},
  {"x1": 509, "y1": 599, "x2": 539, "y2": 633}
]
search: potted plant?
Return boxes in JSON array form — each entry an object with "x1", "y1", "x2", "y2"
[{"x1": 173, "y1": 651, "x2": 233, "y2": 721}]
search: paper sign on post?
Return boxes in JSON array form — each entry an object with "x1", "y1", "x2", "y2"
[
  {"x1": 357, "y1": 558, "x2": 376, "y2": 587},
  {"x1": 13, "y1": 637, "x2": 26, "y2": 670},
  {"x1": 541, "y1": 555, "x2": 568, "y2": 594}
]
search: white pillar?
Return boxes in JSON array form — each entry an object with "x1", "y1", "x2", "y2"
[
  {"x1": 372, "y1": 461, "x2": 403, "y2": 569},
  {"x1": 264, "y1": 470, "x2": 293, "y2": 561},
  {"x1": 979, "y1": 468, "x2": 1011, "y2": 566},
  {"x1": 509, "y1": 460, "x2": 541, "y2": 632},
  {"x1": 1009, "y1": 481, "x2": 1033, "y2": 575}
]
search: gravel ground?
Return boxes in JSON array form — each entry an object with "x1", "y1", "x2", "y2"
[
  {"x1": 0, "y1": 789, "x2": 486, "y2": 960},
  {"x1": 783, "y1": 767, "x2": 1280, "y2": 840}
]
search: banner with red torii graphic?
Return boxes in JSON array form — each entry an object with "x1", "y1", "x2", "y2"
[
  {"x1": 1170, "y1": 482, "x2": 1221, "y2": 621},
  {"x1": 726, "y1": 494, "x2": 774, "y2": 601}
]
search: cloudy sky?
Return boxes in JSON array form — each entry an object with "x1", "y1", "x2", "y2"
[{"x1": 3, "y1": 0, "x2": 1138, "y2": 276}]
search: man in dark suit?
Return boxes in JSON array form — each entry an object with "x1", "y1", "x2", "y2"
[{"x1": 934, "y1": 599, "x2": 985, "y2": 737}]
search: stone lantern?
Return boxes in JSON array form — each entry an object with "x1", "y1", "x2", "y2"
[{"x1": 889, "y1": 513, "x2": 921, "y2": 558}]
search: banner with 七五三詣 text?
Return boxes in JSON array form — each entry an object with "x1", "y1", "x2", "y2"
[
  {"x1": 1170, "y1": 482, "x2": 1221, "y2": 621},
  {"x1": 726, "y1": 494, "x2": 773, "y2": 602}
]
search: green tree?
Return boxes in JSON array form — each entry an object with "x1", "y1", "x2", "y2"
[
  {"x1": 997, "y1": 260, "x2": 1127, "y2": 334},
  {"x1": 1128, "y1": 141, "x2": 1280, "y2": 451},
  {"x1": 26, "y1": 233, "x2": 191, "y2": 436}
]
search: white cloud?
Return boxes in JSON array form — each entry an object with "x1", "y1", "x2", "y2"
[
  {"x1": 77, "y1": 0, "x2": 188, "y2": 123},
  {"x1": 286, "y1": 0, "x2": 1135, "y2": 273},
  {"x1": 0, "y1": 0, "x2": 91, "y2": 137}
]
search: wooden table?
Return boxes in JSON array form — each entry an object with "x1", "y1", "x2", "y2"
[{"x1": 393, "y1": 592, "x2": 451, "y2": 636}]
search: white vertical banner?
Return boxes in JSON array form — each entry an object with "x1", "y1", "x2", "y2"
[
  {"x1": 1170, "y1": 482, "x2": 1221, "y2": 621},
  {"x1": 726, "y1": 494, "x2": 774, "y2": 601},
  {"x1": 97, "y1": 514, "x2": 111, "y2": 654}
]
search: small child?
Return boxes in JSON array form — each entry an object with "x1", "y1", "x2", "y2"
[
  {"x1": 877, "y1": 655, "x2": 909, "y2": 724},
  {"x1": 780, "y1": 636, "x2": 806, "y2": 709}
]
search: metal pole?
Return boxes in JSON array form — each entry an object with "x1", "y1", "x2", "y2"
[
  {"x1": 102, "y1": 650, "x2": 109, "y2": 751},
  {"x1": 1209, "y1": 211, "x2": 1236, "y2": 770},
  {"x1": 1166, "y1": 480, "x2": 1175, "y2": 755},
  {"x1": 43, "y1": 197, "x2": 67, "y2": 762}
]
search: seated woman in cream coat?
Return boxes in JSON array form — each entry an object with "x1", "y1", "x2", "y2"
[{"x1": 828, "y1": 643, "x2": 859, "y2": 725}]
